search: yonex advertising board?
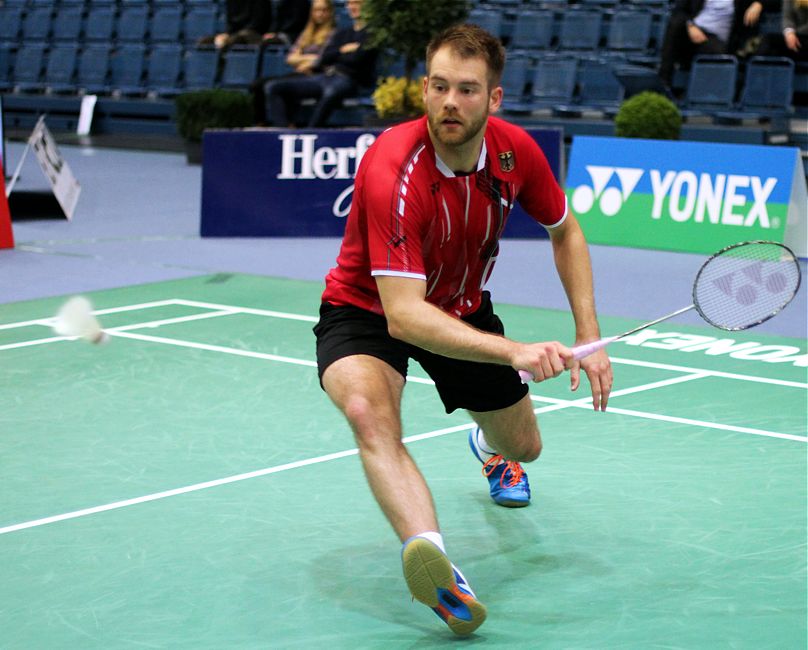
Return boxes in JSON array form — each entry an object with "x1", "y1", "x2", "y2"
[
  {"x1": 567, "y1": 136, "x2": 807, "y2": 257},
  {"x1": 201, "y1": 127, "x2": 562, "y2": 238}
]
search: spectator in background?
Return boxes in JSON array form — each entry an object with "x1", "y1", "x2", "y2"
[
  {"x1": 262, "y1": 0, "x2": 377, "y2": 127},
  {"x1": 251, "y1": 0, "x2": 337, "y2": 123},
  {"x1": 658, "y1": 0, "x2": 778, "y2": 88},
  {"x1": 200, "y1": 0, "x2": 310, "y2": 49},
  {"x1": 756, "y1": 0, "x2": 808, "y2": 61}
]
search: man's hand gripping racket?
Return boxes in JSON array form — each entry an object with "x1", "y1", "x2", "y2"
[{"x1": 518, "y1": 241, "x2": 802, "y2": 390}]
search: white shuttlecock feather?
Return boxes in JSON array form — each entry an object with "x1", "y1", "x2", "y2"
[{"x1": 53, "y1": 296, "x2": 109, "y2": 344}]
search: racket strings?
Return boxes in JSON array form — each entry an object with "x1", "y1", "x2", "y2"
[{"x1": 693, "y1": 242, "x2": 801, "y2": 330}]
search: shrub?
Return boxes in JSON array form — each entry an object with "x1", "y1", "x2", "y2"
[
  {"x1": 614, "y1": 91, "x2": 682, "y2": 140},
  {"x1": 175, "y1": 89, "x2": 253, "y2": 143},
  {"x1": 372, "y1": 76, "x2": 425, "y2": 118}
]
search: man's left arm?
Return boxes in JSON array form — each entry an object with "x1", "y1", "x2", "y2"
[{"x1": 547, "y1": 212, "x2": 613, "y2": 411}]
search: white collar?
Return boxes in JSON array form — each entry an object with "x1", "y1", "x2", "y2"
[{"x1": 434, "y1": 139, "x2": 488, "y2": 178}]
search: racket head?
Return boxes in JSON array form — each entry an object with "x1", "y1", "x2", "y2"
[{"x1": 692, "y1": 240, "x2": 801, "y2": 331}]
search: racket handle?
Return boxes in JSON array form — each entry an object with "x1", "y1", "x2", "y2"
[{"x1": 518, "y1": 336, "x2": 618, "y2": 383}]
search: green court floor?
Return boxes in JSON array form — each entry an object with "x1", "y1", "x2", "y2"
[{"x1": 1, "y1": 275, "x2": 805, "y2": 649}]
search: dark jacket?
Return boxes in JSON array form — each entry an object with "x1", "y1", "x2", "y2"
[{"x1": 316, "y1": 26, "x2": 378, "y2": 88}]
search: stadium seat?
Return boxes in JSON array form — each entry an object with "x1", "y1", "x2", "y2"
[
  {"x1": 607, "y1": 10, "x2": 654, "y2": 57},
  {"x1": 468, "y1": 9, "x2": 503, "y2": 41},
  {"x1": 52, "y1": 4, "x2": 85, "y2": 43},
  {"x1": 183, "y1": 5, "x2": 218, "y2": 44},
  {"x1": 21, "y1": 6, "x2": 53, "y2": 42},
  {"x1": 500, "y1": 56, "x2": 530, "y2": 111},
  {"x1": 557, "y1": 10, "x2": 603, "y2": 52},
  {"x1": 556, "y1": 56, "x2": 624, "y2": 117},
  {"x1": 145, "y1": 44, "x2": 183, "y2": 97},
  {"x1": 218, "y1": 47, "x2": 260, "y2": 89},
  {"x1": 259, "y1": 46, "x2": 290, "y2": 79},
  {"x1": 77, "y1": 43, "x2": 112, "y2": 94},
  {"x1": 85, "y1": 5, "x2": 117, "y2": 42},
  {"x1": 0, "y1": 44, "x2": 15, "y2": 91},
  {"x1": 116, "y1": 5, "x2": 150, "y2": 44},
  {"x1": 508, "y1": 11, "x2": 553, "y2": 53},
  {"x1": 0, "y1": 6, "x2": 24, "y2": 43},
  {"x1": 43, "y1": 43, "x2": 80, "y2": 94},
  {"x1": 716, "y1": 56, "x2": 795, "y2": 122},
  {"x1": 183, "y1": 47, "x2": 219, "y2": 90},
  {"x1": 525, "y1": 57, "x2": 578, "y2": 111},
  {"x1": 681, "y1": 54, "x2": 739, "y2": 117},
  {"x1": 110, "y1": 43, "x2": 147, "y2": 95},
  {"x1": 11, "y1": 42, "x2": 48, "y2": 93},
  {"x1": 150, "y1": 6, "x2": 183, "y2": 44}
]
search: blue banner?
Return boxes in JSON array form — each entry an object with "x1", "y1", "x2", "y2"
[{"x1": 200, "y1": 126, "x2": 563, "y2": 238}]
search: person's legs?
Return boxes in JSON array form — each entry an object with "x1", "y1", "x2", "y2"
[
  {"x1": 467, "y1": 394, "x2": 541, "y2": 463},
  {"x1": 658, "y1": 13, "x2": 693, "y2": 86},
  {"x1": 322, "y1": 354, "x2": 439, "y2": 541},
  {"x1": 264, "y1": 74, "x2": 322, "y2": 126},
  {"x1": 307, "y1": 74, "x2": 356, "y2": 127}
]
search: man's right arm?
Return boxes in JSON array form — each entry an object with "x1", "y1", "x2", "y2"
[{"x1": 376, "y1": 275, "x2": 572, "y2": 383}]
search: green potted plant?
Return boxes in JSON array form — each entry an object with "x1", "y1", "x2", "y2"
[
  {"x1": 175, "y1": 89, "x2": 254, "y2": 164},
  {"x1": 614, "y1": 91, "x2": 682, "y2": 140},
  {"x1": 363, "y1": 0, "x2": 469, "y2": 120}
]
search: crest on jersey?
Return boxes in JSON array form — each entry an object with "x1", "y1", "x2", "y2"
[{"x1": 498, "y1": 151, "x2": 515, "y2": 172}]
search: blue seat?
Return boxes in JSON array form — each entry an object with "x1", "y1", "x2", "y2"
[
  {"x1": 468, "y1": 10, "x2": 503, "y2": 41},
  {"x1": 85, "y1": 5, "x2": 116, "y2": 42},
  {"x1": 77, "y1": 43, "x2": 112, "y2": 93},
  {"x1": 183, "y1": 47, "x2": 219, "y2": 90},
  {"x1": 509, "y1": 11, "x2": 553, "y2": 53},
  {"x1": 717, "y1": 56, "x2": 795, "y2": 121},
  {"x1": 116, "y1": 5, "x2": 149, "y2": 43},
  {"x1": 12, "y1": 42, "x2": 48, "y2": 92},
  {"x1": 500, "y1": 56, "x2": 530, "y2": 111},
  {"x1": 183, "y1": 5, "x2": 218, "y2": 44},
  {"x1": 145, "y1": 44, "x2": 183, "y2": 97},
  {"x1": 526, "y1": 57, "x2": 578, "y2": 111},
  {"x1": 150, "y1": 6, "x2": 183, "y2": 43},
  {"x1": 558, "y1": 10, "x2": 603, "y2": 52},
  {"x1": 259, "y1": 45, "x2": 290, "y2": 78},
  {"x1": 43, "y1": 43, "x2": 80, "y2": 94},
  {"x1": 0, "y1": 44, "x2": 16, "y2": 91},
  {"x1": 218, "y1": 47, "x2": 260, "y2": 89},
  {"x1": 110, "y1": 43, "x2": 146, "y2": 95},
  {"x1": 607, "y1": 10, "x2": 654, "y2": 55},
  {"x1": 0, "y1": 6, "x2": 25, "y2": 43},
  {"x1": 682, "y1": 54, "x2": 739, "y2": 117},
  {"x1": 556, "y1": 56, "x2": 625, "y2": 117},
  {"x1": 21, "y1": 6, "x2": 53, "y2": 42},
  {"x1": 52, "y1": 4, "x2": 85, "y2": 43}
]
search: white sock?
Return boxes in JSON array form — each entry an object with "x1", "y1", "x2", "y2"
[
  {"x1": 471, "y1": 427, "x2": 498, "y2": 463},
  {"x1": 413, "y1": 531, "x2": 446, "y2": 554}
]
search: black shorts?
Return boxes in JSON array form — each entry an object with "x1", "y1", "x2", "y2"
[{"x1": 313, "y1": 291, "x2": 528, "y2": 414}]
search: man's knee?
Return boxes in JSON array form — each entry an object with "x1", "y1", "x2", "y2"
[{"x1": 341, "y1": 394, "x2": 401, "y2": 450}]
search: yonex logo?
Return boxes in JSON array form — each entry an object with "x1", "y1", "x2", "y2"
[{"x1": 571, "y1": 166, "x2": 644, "y2": 217}]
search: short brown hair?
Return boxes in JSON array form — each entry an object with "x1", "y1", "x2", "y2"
[{"x1": 426, "y1": 24, "x2": 506, "y2": 88}]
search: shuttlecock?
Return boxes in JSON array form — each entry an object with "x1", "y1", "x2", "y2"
[{"x1": 53, "y1": 296, "x2": 109, "y2": 344}]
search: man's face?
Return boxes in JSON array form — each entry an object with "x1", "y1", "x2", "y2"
[
  {"x1": 346, "y1": 0, "x2": 362, "y2": 19},
  {"x1": 423, "y1": 47, "x2": 501, "y2": 149}
]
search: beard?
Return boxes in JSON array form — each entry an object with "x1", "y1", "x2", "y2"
[{"x1": 427, "y1": 109, "x2": 488, "y2": 148}]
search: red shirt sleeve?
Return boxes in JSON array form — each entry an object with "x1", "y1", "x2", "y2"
[
  {"x1": 512, "y1": 128, "x2": 568, "y2": 229},
  {"x1": 363, "y1": 141, "x2": 430, "y2": 280}
]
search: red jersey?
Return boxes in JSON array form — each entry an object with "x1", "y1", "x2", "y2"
[{"x1": 321, "y1": 115, "x2": 567, "y2": 317}]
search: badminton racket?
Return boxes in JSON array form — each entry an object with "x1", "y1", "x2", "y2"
[
  {"x1": 52, "y1": 295, "x2": 109, "y2": 345},
  {"x1": 519, "y1": 240, "x2": 801, "y2": 383}
]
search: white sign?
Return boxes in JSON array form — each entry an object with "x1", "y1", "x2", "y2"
[{"x1": 28, "y1": 117, "x2": 81, "y2": 220}]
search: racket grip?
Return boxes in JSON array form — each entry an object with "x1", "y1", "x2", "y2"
[
  {"x1": 518, "y1": 336, "x2": 618, "y2": 383},
  {"x1": 571, "y1": 336, "x2": 618, "y2": 360}
]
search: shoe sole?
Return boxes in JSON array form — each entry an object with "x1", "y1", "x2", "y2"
[
  {"x1": 493, "y1": 497, "x2": 530, "y2": 508},
  {"x1": 402, "y1": 539, "x2": 487, "y2": 636}
]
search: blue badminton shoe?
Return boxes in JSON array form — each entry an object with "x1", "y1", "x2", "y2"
[
  {"x1": 469, "y1": 427, "x2": 531, "y2": 508},
  {"x1": 401, "y1": 536, "x2": 487, "y2": 636}
]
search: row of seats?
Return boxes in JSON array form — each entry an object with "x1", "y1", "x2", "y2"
[
  {"x1": 0, "y1": 42, "x2": 290, "y2": 98},
  {"x1": 471, "y1": 7, "x2": 667, "y2": 60},
  {"x1": 500, "y1": 54, "x2": 796, "y2": 122},
  {"x1": 0, "y1": 3, "x2": 224, "y2": 46}
]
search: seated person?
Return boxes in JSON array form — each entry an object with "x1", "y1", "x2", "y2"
[
  {"x1": 756, "y1": 0, "x2": 808, "y2": 61},
  {"x1": 658, "y1": 0, "x2": 778, "y2": 87},
  {"x1": 251, "y1": 0, "x2": 336, "y2": 123},
  {"x1": 262, "y1": 0, "x2": 313, "y2": 45},
  {"x1": 200, "y1": 0, "x2": 310, "y2": 49},
  {"x1": 263, "y1": 0, "x2": 378, "y2": 127}
]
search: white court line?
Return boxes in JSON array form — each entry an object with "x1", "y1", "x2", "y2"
[
  {"x1": 531, "y1": 395, "x2": 808, "y2": 443},
  {"x1": 0, "y1": 401, "x2": 568, "y2": 537},
  {"x1": 0, "y1": 299, "x2": 180, "y2": 330}
]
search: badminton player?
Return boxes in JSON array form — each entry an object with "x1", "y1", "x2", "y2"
[{"x1": 313, "y1": 24, "x2": 613, "y2": 635}]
